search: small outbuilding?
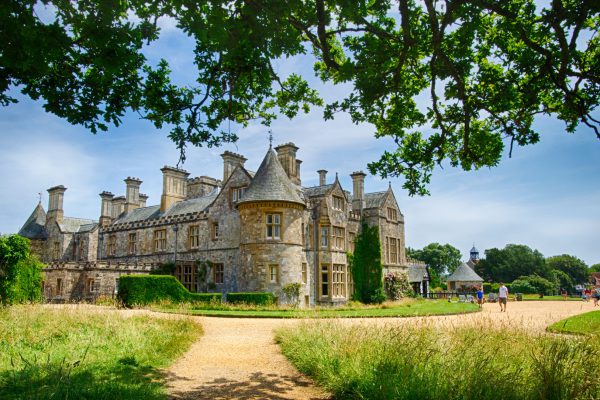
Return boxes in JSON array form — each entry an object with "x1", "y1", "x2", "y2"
[{"x1": 447, "y1": 263, "x2": 483, "y2": 291}]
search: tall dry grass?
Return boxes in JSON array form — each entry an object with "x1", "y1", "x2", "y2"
[
  {"x1": 276, "y1": 318, "x2": 599, "y2": 400},
  {"x1": 0, "y1": 305, "x2": 201, "y2": 399}
]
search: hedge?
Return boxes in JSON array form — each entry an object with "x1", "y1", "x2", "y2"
[
  {"x1": 226, "y1": 292, "x2": 275, "y2": 305},
  {"x1": 117, "y1": 275, "x2": 221, "y2": 306}
]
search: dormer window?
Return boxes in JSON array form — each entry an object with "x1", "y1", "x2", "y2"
[{"x1": 266, "y1": 213, "x2": 281, "y2": 239}]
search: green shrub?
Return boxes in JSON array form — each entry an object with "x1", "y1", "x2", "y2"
[
  {"x1": 226, "y1": 292, "x2": 275, "y2": 305},
  {"x1": 482, "y1": 283, "x2": 493, "y2": 293},
  {"x1": 511, "y1": 274, "x2": 557, "y2": 295},
  {"x1": 189, "y1": 292, "x2": 222, "y2": 303},
  {"x1": 0, "y1": 235, "x2": 43, "y2": 305},
  {"x1": 117, "y1": 275, "x2": 221, "y2": 306}
]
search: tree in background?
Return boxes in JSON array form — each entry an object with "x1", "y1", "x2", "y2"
[
  {"x1": 551, "y1": 269, "x2": 575, "y2": 292},
  {"x1": 407, "y1": 243, "x2": 462, "y2": 276},
  {"x1": 475, "y1": 244, "x2": 549, "y2": 283},
  {"x1": 587, "y1": 264, "x2": 600, "y2": 273},
  {"x1": 0, "y1": 234, "x2": 44, "y2": 305},
  {"x1": 546, "y1": 254, "x2": 589, "y2": 285},
  {"x1": 351, "y1": 223, "x2": 383, "y2": 304},
  {"x1": 511, "y1": 274, "x2": 558, "y2": 296},
  {"x1": 1, "y1": 1, "x2": 598, "y2": 195}
]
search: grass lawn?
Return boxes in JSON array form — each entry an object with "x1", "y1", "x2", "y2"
[
  {"x1": 276, "y1": 321, "x2": 600, "y2": 400},
  {"x1": 0, "y1": 305, "x2": 201, "y2": 400},
  {"x1": 155, "y1": 299, "x2": 479, "y2": 318},
  {"x1": 547, "y1": 310, "x2": 600, "y2": 335}
]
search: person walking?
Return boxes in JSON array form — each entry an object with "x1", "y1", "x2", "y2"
[
  {"x1": 593, "y1": 288, "x2": 600, "y2": 307},
  {"x1": 476, "y1": 286, "x2": 484, "y2": 309},
  {"x1": 498, "y1": 283, "x2": 509, "y2": 312}
]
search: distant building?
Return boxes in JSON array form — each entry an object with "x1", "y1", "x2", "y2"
[
  {"x1": 19, "y1": 142, "x2": 424, "y2": 306},
  {"x1": 447, "y1": 245, "x2": 484, "y2": 291}
]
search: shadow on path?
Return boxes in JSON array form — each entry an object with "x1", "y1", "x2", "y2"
[{"x1": 168, "y1": 371, "x2": 327, "y2": 400}]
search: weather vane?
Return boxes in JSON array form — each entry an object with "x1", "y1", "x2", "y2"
[{"x1": 268, "y1": 129, "x2": 273, "y2": 148}]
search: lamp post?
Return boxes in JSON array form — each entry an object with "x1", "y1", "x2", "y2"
[{"x1": 173, "y1": 225, "x2": 179, "y2": 266}]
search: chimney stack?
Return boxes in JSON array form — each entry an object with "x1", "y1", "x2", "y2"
[
  {"x1": 187, "y1": 176, "x2": 220, "y2": 198},
  {"x1": 317, "y1": 170, "x2": 328, "y2": 186},
  {"x1": 160, "y1": 166, "x2": 190, "y2": 212},
  {"x1": 221, "y1": 151, "x2": 247, "y2": 183},
  {"x1": 47, "y1": 185, "x2": 66, "y2": 225},
  {"x1": 99, "y1": 191, "x2": 114, "y2": 227},
  {"x1": 274, "y1": 143, "x2": 301, "y2": 185},
  {"x1": 139, "y1": 193, "x2": 148, "y2": 208},
  {"x1": 124, "y1": 177, "x2": 142, "y2": 212},
  {"x1": 350, "y1": 171, "x2": 366, "y2": 212},
  {"x1": 111, "y1": 196, "x2": 126, "y2": 218}
]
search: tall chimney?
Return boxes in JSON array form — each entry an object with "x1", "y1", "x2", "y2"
[
  {"x1": 317, "y1": 170, "x2": 328, "y2": 186},
  {"x1": 111, "y1": 196, "x2": 126, "y2": 218},
  {"x1": 160, "y1": 166, "x2": 190, "y2": 212},
  {"x1": 47, "y1": 185, "x2": 66, "y2": 225},
  {"x1": 99, "y1": 191, "x2": 114, "y2": 227},
  {"x1": 124, "y1": 177, "x2": 142, "y2": 212},
  {"x1": 350, "y1": 171, "x2": 366, "y2": 212},
  {"x1": 221, "y1": 151, "x2": 247, "y2": 182},
  {"x1": 139, "y1": 193, "x2": 148, "y2": 208},
  {"x1": 274, "y1": 143, "x2": 301, "y2": 185}
]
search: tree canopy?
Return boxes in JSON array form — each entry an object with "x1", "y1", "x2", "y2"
[
  {"x1": 2, "y1": 0, "x2": 599, "y2": 194},
  {"x1": 475, "y1": 244, "x2": 549, "y2": 283},
  {"x1": 0, "y1": 234, "x2": 44, "y2": 305},
  {"x1": 407, "y1": 242, "x2": 461, "y2": 275},
  {"x1": 546, "y1": 254, "x2": 589, "y2": 284}
]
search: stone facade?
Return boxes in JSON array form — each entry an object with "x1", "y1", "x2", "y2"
[{"x1": 19, "y1": 142, "x2": 421, "y2": 306}]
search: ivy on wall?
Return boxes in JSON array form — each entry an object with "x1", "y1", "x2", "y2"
[
  {"x1": 349, "y1": 223, "x2": 384, "y2": 304},
  {"x1": 0, "y1": 234, "x2": 44, "y2": 305}
]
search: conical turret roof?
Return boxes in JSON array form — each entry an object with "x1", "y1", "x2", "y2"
[
  {"x1": 18, "y1": 203, "x2": 47, "y2": 239},
  {"x1": 447, "y1": 263, "x2": 484, "y2": 282},
  {"x1": 237, "y1": 148, "x2": 304, "y2": 207}
]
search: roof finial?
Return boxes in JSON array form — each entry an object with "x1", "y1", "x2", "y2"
[
  {"x1": 268, "y1": 129, "x2": 273, "y2": 149},
  {"x1": 38, "y1": 191, "x2": 42, "y2": 204}
]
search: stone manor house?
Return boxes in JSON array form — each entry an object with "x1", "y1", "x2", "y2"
[{"x1": 19, "y1": 143, "x2": 428, "y2": 306}]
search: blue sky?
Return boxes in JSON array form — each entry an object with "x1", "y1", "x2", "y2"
[{"x1": 0, "y1": 15, "x2": 599, "y2": 266}]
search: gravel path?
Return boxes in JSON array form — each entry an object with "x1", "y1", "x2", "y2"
[{"x1": 166, "y1": 300, "x2": 596, "y2": 399}]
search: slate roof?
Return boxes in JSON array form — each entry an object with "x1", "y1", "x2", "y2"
[
  {"x1": 113, "y1": 190, "x2": 218, "y2": 224},
  {"x1": 59, "y1": 217, "x2": 97, "y2": 233},
  {"x1": 364, "y1": 191, "x2": 387, "y2": 209},
  {"x1": 407, "y1": 264, "x2": 429, "y2": 283},
  {"x1": 18, "y1": 203, "x2": 47, "y2": 239},
  {"x1": 237, "y1": 148, "x2": 305, "y2": 206},
  {"x1": 447, "y1": 263, "x2": 484, "y2": 282},
  {"x1": 302, "y1": 184, "x2": 333, "y2": 198}
]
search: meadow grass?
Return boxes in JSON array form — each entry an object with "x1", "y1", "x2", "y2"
[
  {"x1": 276, "y1": 319, "x2": 599, "y2": 400},
  {"x1": 154, "y1": 299, "x2": 479, "y2": 318},
  {"x1": 0, "y1": 305, "x2": 201, "y2": 400},
  {"x1": 547, "y1": 310, "x2": 600, "y2": 335}
]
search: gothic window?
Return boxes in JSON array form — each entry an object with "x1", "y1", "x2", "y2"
[
  {"x1": 321, "y1": 264, "x2": 329, "y2": 297},
  {"x1": 189, "y1": 225, "x2": 200, "y2": 249},
  {"x1": 332, "y1": 226, "x2": 345, "y2": 250},
  {"x1": 332, "y1": 195, "x2": 344, "y2": 211},
  {"x1": 107, "y1": 235, "x2": 117, "y2": 256},
  {"x1": 332, "y1": 264, "x2": 346, "y2": 298},
  {"x1": 128, "y1": 233, "x2": 137, "y2": 255},
  {"x1": 269, "y1": 264, "x2": 279, "y2": 283},
  {"x1": 387, "y1": 207, "x2": 398, "y2": 221},
  {"x1": 213, "y1": 263, "x2": 224, "y2": 284},
  {"x1": 266, "y1": 213, "x2": 281, "y2": 240},
  {"x1": 302, "y1": 263, "x2": 307, "y2": 284},
  {"x1": 231, "y1": 187, "x2": 247, "y2": 203},
  {"x1": 154, "y1": 229, "x2": 167, "y2": 252},
  {"x1": 320, "y1": 226, "x2": 329, "y2": 248}
]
